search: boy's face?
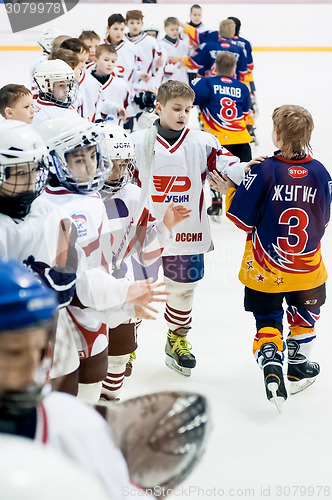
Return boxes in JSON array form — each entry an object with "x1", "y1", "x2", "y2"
[
  {"x1": 0, "y1": 163, "x2": 39, "y2": 196},
  {"x1": 107, "y1": 159, "x2": 128, "y2": 185},
  {"x1": 190, "y1": 8, "x2": 202, "y2": 24},
  {"x1": 0, "y1": 327, "x2": 48, "y2": 391},
  {"x1": 107, "y1": 22, "x2": 126, "y2": 44},
  {"x1": 96, "y1": 51, "x2": 118, "y2": 76},
  {"x1": 53, "y1": 81, "x2": 70, "y2": 102},
  {"x1": 78, "y1": 50, "x2": 89, "y2": 71},
  {"x1": 84, "y1": 38, "x2": 100, "y2": 62},
  {"x1": 5, "y1": 94, "x2": 34, "y2": 124},
  {"x1": 127, "y1": 18, "x2": 143, "y2": 37},
  {"x1": 145, "y1": 30, "x2": 158, "y2": 39},
  {"x1": 66, "y1": 145, "x2": 97, "y2": 182},
  {"x1": 164, "y1": 23, "x2": 179, "y2": 39},
  {"x1": 156, "y1": 97, "x2": 193, "y2": 131}
]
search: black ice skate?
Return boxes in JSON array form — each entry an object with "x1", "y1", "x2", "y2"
[
  {"x1": 286, "y1": 339, "x2": 320, "y2": 395},
  {"x1": 207, "y1": 190, "x2": 223, "y2": 222},
  {"x1": 261, "y1": 342, "x2": 287, "y2": 413},
  {"x1": 165, "y1": 330, "x2": 196, "y2": 377}
]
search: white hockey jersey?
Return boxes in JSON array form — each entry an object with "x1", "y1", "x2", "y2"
[
  {"x1": 32, "y1": 98, "x2": 78, "y2": 128},
  {"x1": 74, "y1": 69, "x2": 102, "y2": 122},
  {"x1": 131, "y1": 126, "x2": 247, "y2": 256},
  {"x1": 104, "y1": 38, "x2": 137, "y2": 86},
  {"x1": 36, "y1": 391, "x2": 131, "y2": 499},
  {"x1": 98, "y1": 74, "x2": 130, "y2": 125},
  {"x1": 124, "y1": 32, "x2": 163, "y2": 92},
  {"x1": 159, "y1": 37, "x2": 190, "y2": 84}
]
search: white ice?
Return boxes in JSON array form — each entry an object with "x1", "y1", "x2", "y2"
[{"x1": 1, "y1": 47, "x2": 332, "y2": 500}]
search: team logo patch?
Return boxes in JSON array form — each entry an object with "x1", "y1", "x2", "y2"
[
  {"x1": 152, "y1": 175, "x2": 191, "y2": 203},
  {"x1": 71, "y1": 213, "x2": 87, "y2": 237},
  {"x1": 288, "y1": 167, "x2": 308, "y2": 178},
  {"x1": 242, "y1": 172, "x2": 257, "y2": 190}
]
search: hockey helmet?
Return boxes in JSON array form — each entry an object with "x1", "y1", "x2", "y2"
[
  {"x1": 143, "y1": 22, "x2": 159, "y2": 37},
  {"x1": 37, "y1": 27, "x2": 63, "y2": 54},
  {"x1": 0, "y1": 120, "x2": 49, "y2": 218},
  {"x1": 37, "y1": 115, "x2": 110, "y2": 194},
  {"x1": 34, "y1": 59, "x2": 78, "y2": 108},
  {"x1": 0, "y1": 259, "x2": 57, "y2": 414},
  {"x1": 94, "y1": 121, "x2": 135, "y2": 194}
]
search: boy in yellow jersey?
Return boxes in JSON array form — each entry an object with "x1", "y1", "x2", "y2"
[{"x1": 210, "y1": 105, "x2": 332, "y2": 411}]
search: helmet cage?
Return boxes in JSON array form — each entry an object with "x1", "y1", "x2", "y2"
[
  {"x1": 102, "y1": 158, "x2": 135, "y2": 194},
  {"x1": 50, "y1": 132, "x2": 110, "y2": 194}
]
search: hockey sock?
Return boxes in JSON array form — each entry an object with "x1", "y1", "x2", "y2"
[
  {"x1": 101, "y1": 354, "x2": 129, "y2": 401},
  {"x1": 77, "y1": 382, "x2": 102, "y2": 404}
]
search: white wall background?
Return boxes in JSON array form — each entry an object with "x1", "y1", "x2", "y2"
[{"x1": 0, "y1": 2, "x2": 332, "y2": 47}]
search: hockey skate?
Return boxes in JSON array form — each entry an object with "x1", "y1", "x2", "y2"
[
  {"x1": 165, "y1": 330, "x2": 196, "y2": 377},
  {"x1": 286, "y1": 339, "x2": 320, "y2": 395},
  {"x1": 247, "y1": 124, "x2": 259, "y2": 146},
  {"x1": 125, "y1": 351, "x2": 136, "y2": 378},
  {"x1": 207, "y1": 202, "x2": 223, "y2": 222},
  {"x1": 261, "y1": 342, "x2": 287, "y2": 413},
  {"x1": 97, "y1": 391, "x2": 210, "y2": 493}
]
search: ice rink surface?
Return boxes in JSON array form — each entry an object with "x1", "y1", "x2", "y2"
[{"x1": 1, "y1": 43, "x2": 332, "y2": 500}]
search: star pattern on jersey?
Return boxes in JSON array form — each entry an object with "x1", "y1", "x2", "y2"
[
  {"x1": 245, "y1": 260, "x2": 254, "y2": 271},
  {"x1": 256, "y1": 274, "x2": 266, "y2": 283},
  {"x1": 274, "y1": 278, "x2": 284, "y2": 285}
]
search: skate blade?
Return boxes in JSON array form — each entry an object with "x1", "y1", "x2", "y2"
[
  {"x1": 290, "y1": 376, "x2": 317, "y2": 395},
  {"x1": 165, "y1": 355, "x2": 191, "y2": 377},
  {"x1": 209, "y1": 215, "x2": 222, "y2": 223},
  {"x1": 267, "y1": 382, "x2": 284, "y2": 414}
]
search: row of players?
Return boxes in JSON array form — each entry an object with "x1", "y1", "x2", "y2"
[{"x1": 0, "y1": 74, "x2": 329, "y2": 415}]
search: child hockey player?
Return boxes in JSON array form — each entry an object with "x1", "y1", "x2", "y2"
[
  {"x1": 105, "y1": 13, "x2": 137, "y2": 86},
  {"x1": 96, "y1": 122, "x2": 191, "y2": 399},
  {"x1": 38, "y1": 115, "x2": 168, "y2": 403},
  {"x1": 131, "y1": 80, "x2": 263, "y2": 376},
  {"x1": 0, "y1": 259, "x2": 210, "y2": 498},
  {"x1": 78, "y1": 30, "x2": 101, "y2": 63},
  {"x1": 210, "y1": 104, "x2": 331, "y2": 411},
  {"x1": 160, "y1": 17, "x2": 190, "y2": 84},
  {"x1": 190, "y1": 51, "x2": 252, "y2": 221},
  {"x1": 0, "y1": 84, "x2": 34, "y2": 124},
  {"x1": 91, "y1": 44, "x2": 128, "y2": 125},
  {"x1": 33, "y1": 59, "x2": 79, "y2": 127}
]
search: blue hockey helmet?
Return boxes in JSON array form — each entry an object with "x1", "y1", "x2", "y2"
[{"x1": 0, "y1": 258, "x2": 58, "y2": 331}]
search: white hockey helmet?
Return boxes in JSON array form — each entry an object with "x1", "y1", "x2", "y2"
[
  {"x1": 37, "y1": 27, "x2": 63, "y2": 54},
  {"x1": 37, "y1": 115, "x2": 110, "y2": 195},
  {"x1": 94, "y1": 121, "x2": 135, "y2": 194},
  {"x1": 0, "y1": 120, "x2": 49, "y2": 217},
  {"x1": 0, "y1": 435, "x2": 109, "y2": 500},
  {"x1": 34, "y1": 59, "x2": 78, "y2": 108},
  {"x1": 143, "y1": 22, "x2": 159, "y2": 37}
]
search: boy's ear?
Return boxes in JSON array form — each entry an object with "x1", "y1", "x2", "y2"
[
  {"x1": 4, "y1": 107, "x2": 13, "y2": 119},
  {"x1": 155, "y1": 102, "x2": 162, "y2": 114}
]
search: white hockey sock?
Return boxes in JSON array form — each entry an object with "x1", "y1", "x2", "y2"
[
  {"x1": 77, "y1": 382, "x2": 102, "y2": 404},
  {"x1": 101, "y1": 354, "x2": 129, "y2": 401}
]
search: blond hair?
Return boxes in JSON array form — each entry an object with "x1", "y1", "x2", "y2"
[
  {"x1": 157, "y1": 80, "x2": 195, "y2": 105},
  {"x1": 272, "y1": 105, "x2": 314, "y2": 158},
  {"x1": 215, "y1": 51, "x2": 237, "y2": 76},
  {"x1": 218, "y1": 19, "x2": 236, "y2": 39},
  {"x1": 164, "y1": 17, "x2": 179, "y2": 28}
]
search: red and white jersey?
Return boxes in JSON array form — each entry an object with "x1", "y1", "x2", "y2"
[
  {"x1": 131, "y1": 126, "x2": 247, "y2": 255},
  {"x1": 102, "y1": 182, "x2": 174, "y2": 269},
  {"x1": 42, "y1": 187, "x2": 135, "y2": 331},
  {"x1": 125, "y1": 32, "x2": 163, "y2": 92},
  {"x1": 98, "y1": 74, "x2": 130, "y2": 125},
  {"x1": 159, "y1": 37, "x2": 190, "y2": 84},
  {"x1": 74, "y1": 69, "x2": 102, "y2": 122},
  {"x1": 32, "y1": 98, "x2": 78, "y2": 128},
  {"x1": 36, "y1": 391, "x2": 131, "y2": 499},
  {"x1": 104, "y1": 37, "x2": 137, "y2": 86}
]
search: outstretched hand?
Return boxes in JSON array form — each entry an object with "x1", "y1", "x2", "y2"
[
  {"x1": 126, "y1": 278, "x2": 169, "y2": 320},
  {"x1": 163, "y1": 202, "x2": 191, "y2": 230},
  {"x1": 208, "y1": 170, "x2": 235, "y2": 195}
]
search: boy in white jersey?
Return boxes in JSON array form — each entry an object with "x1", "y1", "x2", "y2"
[
  {"x1": 95, "y1": 122, "x2": 190, "y2": 400},
  {"x1": 105, "y1": 13, "x2": 137, "y2": 86},
  {"x1": 160, "y1": 17, "x2": 190, "y2": 84},
  {"x1": 131, "y1": 80, "x2": 263, "y2": 376},
  {"x1": 90, "y1": 44, "x2": 128, "y2": 125},
  {"x1": 32, "y1": 59, "x2": 79, "y2": 127},
  {"x1": 79, "y1": 30, "x2": 101, "y2": 64}
]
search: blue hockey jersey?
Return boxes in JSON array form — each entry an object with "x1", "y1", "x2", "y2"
[{"x1": 226, "y1": 153, "x2": 332, "y2": 292}]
